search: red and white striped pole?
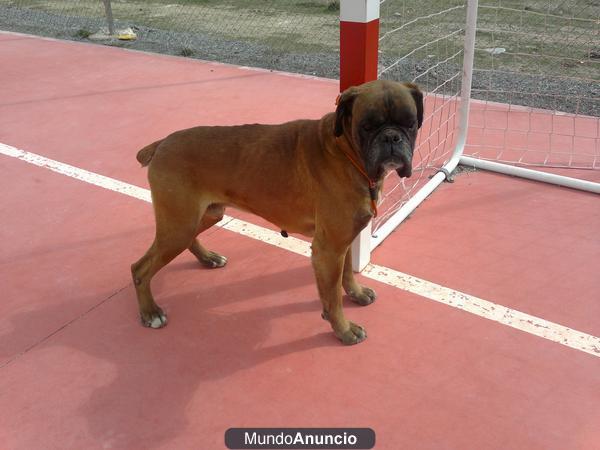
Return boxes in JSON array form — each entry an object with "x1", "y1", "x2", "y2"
[
  {"x1": 340, "y1": 1, "x2": 380, "y2": 271},
  {"x1": 339, "y1": 0, "x2": 380, "y2": 92}
]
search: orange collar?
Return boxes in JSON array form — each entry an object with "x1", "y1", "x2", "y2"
[{"x1": 335, "y1": 134, "x2": 378, "y2": 218}]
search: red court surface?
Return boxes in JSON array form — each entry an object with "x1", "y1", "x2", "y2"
[{"x1": 1, "y1": 32, "x2": 599, "y2": 449}]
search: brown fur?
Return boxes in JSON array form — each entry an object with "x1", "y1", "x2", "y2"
[{"x1": 131, "y1": 80, "x2": 423, "y2": 345}]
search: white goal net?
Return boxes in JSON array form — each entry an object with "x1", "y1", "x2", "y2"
[
  {"x1": 374, "y1": 0, "x2": 469, "y2": 244},
  {"x1": 365, "y1": 0, "x2": 599, "y2": 264},
  {"x1": 463, "y1": 0, "x2": 599, "y2": 170}
]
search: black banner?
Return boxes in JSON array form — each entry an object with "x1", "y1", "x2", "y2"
[{"x1": 225, "y1": 428, "x2": 375, "y2": 449}]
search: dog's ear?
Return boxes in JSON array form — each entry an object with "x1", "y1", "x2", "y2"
[
  {"x1": 403, "y1": 82, "x2": 424, "y2": 129},
  {"x1": 334, "y1": 86, "x2": 360, "y2": 137}
]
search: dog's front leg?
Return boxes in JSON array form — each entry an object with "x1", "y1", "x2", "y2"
[
  {"x1": 311, "y1": 237, "x2": 367, "y2": 345},
  {"x1": 342, "y1": 248, "x2": 377, "y2": 306}
]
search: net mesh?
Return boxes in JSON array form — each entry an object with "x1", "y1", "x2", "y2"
[
  {"x1": 375, "y1": 0, "x2": 599, "y2": 236},
  {"x1": 464, "y1": 0, "x2": 600, "y2": 169},
  {"x1": 375, "y1": 0, "x2": 466, "y2": 234}
]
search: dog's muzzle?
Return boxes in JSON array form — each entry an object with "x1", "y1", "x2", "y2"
[
  {"x1": 381, "y1": 129, "x2": 413, "y2": 178},
  {"x1": 395, "y1": 160, "x2": 412, "y2": 178}
]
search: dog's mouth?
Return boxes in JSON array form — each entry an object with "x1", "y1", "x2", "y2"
[
  {"x1": 383, "y1": 160, "x2": 404, "y2": 172},
  {"x1": 387, "y1": 149, "x2": 413, "y2": 178},
  {"x1": 396, "y1": 164, "x2": 412, "y2": 178},
  {"x1": 378, "y1": 158, "x2": 412, "y2": 179}
]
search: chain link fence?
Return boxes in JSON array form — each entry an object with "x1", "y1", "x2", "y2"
[{"x1": 0, "y1": 0, "x2": 341, "y2": 78}]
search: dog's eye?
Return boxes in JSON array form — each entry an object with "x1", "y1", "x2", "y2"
[{"x1": 362, "y1": 123, "x2": 373, "y2": 132}]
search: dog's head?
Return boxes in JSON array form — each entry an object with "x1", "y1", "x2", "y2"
[{"x1": 334, "y1": 80, "x2": 423, "y2": 179}]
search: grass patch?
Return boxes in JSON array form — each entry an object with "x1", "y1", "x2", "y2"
[
  {"x1": 147, "y1": 0, "x2": 341, "y2": 15},
  {"x1": 74, "y1": 28, "x2": 91, "y2": 39},
  {"x1": 179, "y1": 47, "x2": 194, "y2": 57}
]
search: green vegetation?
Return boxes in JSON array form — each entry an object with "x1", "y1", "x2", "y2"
[
  {"x1": 179, "y1": 47, "x2": 194, "y2": 57},
  {"x1": 73, "y1": 28, "x2": 91, "y2": 39}
]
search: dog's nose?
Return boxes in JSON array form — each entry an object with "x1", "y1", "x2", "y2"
[{"x1": 383, "y1": 130, "x2": 401, "y2": 144}]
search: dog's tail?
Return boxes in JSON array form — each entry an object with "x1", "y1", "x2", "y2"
[{"x1": 136, "y1": 140, "x2": 162, "y2": 167}]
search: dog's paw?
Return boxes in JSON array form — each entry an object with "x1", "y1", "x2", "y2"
[
  {"x1": 140, "y1": 306, "x2": 168, "y2": 329},
  {"x1": 335, "y1": 321, "x2": 367, "y2": 345},
  {"x1": 198, "y1": 251, "x2": 228, "y2": 269},
  {"x1": 348, "y1": 286, "x2": 377, "y2": 306}
]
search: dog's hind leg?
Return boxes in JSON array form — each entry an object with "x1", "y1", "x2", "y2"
[
  {"x1": 131, "y1": 192, "x2": 205, "y2": 328},
  {"x1": 188, "y1": 204, "x2": 228, "y2": 268}
]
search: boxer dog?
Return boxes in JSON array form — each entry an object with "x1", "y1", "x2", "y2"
[{"x1": 131, "y1": 80, "x2": 423, "y2": 345}]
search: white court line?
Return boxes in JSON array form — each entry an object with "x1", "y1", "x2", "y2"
[{"x1": 1, "y1": 142, "x2": 599, "y2": 358}]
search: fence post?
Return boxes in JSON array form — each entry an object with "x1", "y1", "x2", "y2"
[
  {"x1": 339, "y1": 0, "x2": 380, "y2": 271},
  {"x1": 102, "y1": 0, "x2": 115, "y2": 35}
]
